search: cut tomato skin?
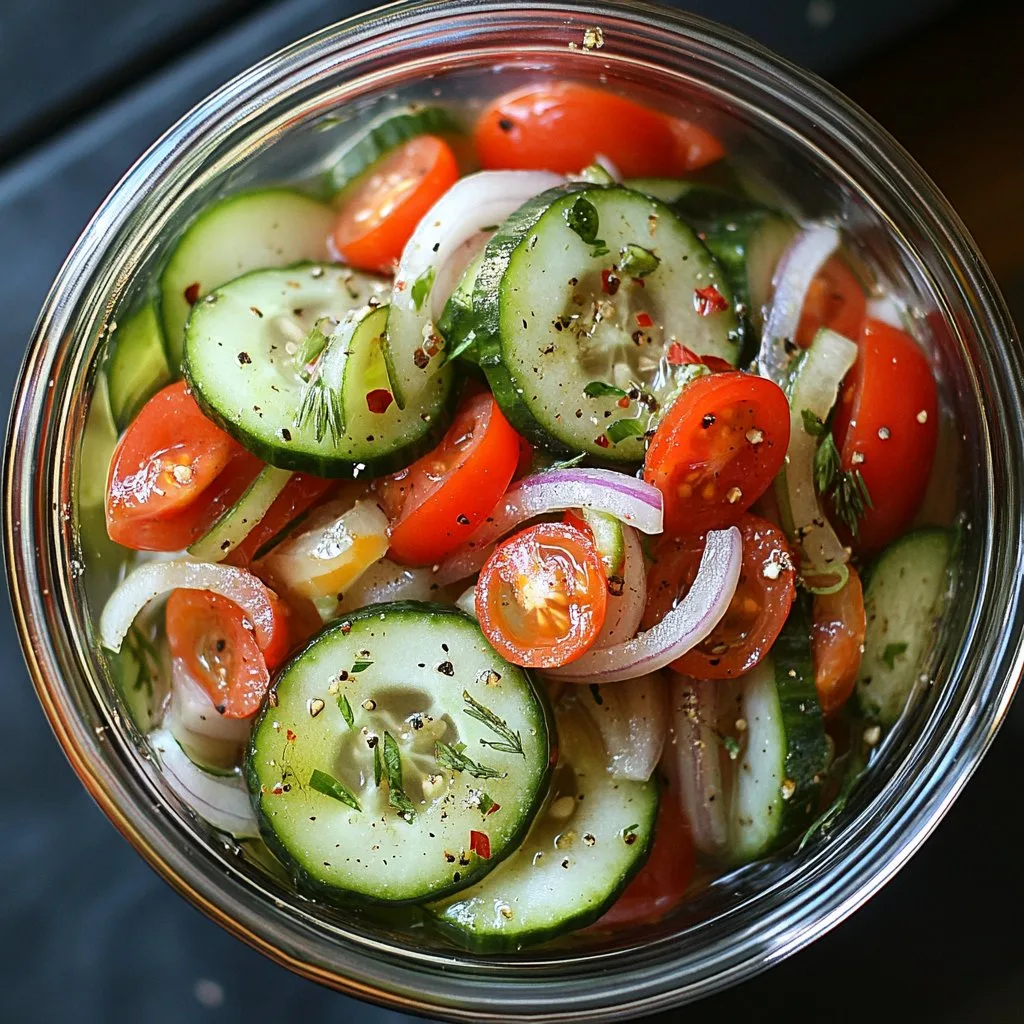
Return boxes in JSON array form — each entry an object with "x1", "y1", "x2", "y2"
[
  {"x1": 474, "y1": 83, "x2": 722, "y2": 177},
  {"x1": 831, "y1": 318, "x2": 939, "y2": 552},
  {"x1": 378, "y1": 393, "x2": 521, "y2": 566},
  {"x1": 644, "y1": 514, "x2": 796, "y2": 679},
  {"x1": 811, "y1": 565, "x2": 866, "y2": 717},
  {"x1": 476, "y1": 522, "x2": 608, "y2": 669},
  {"x1": 332, "y1": 135, "x2": 459, "y2": 273},
  {"x1": 643, "y1": 372, "x2": 790, "y2": 536},
  {"x1": 795, "y1": 255, "x2": 866, "y2": 348}
]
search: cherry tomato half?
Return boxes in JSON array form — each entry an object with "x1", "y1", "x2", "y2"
[
  {"x1": 332, "y1": 135, "x2": 459, "y2": 273},
  {"x1": 643, "y1": 372, "x2": 790, "y2": 536},
  {"x1": 795, "y1": 255, "x2": 866, "y2": 348},
  {"x1": 832, "y1": 318, "x2": 939, "y2": 552},
  {"x1": 378, "y1": 393, "x2": 521, "y2": 566},
  {"x1": 643, "y1": 514, "x2": 796, "y2": 679},
  {"x1": 811, "y1": 566, "x2": 867, "y2": 717},
  {"x1": 476, "y1": 522, "x2": 607, "y2": 669},
  {"x1": 474, "y1": 82, "x2": 723, "y2": 177}
]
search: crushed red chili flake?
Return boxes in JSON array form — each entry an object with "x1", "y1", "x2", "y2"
[
  {"x1": 286, "y1": 729, "x2": 297, "y2": 742},
  {"x1": 617, "y1": 395, "x2": 631, "y2": 409},
  {"x1": 469, "y1": 830, "x2": 492, "y2": 859},
  {"x1": 594, "y1": 434, "x2": 611, "y2": 449},
  {"x1": 600, "y1": 269, "x2": 620, "y2": 296},
  {"x1": 366, "y1": 389, "x2": 394, "y2": 414},
  {"x1": 632, "y1": 277, "x2": 646, "y2": 288},
  {"x1": 667, "y1": 342, "x2": 701, "y2": 366},
  {"x1": 694, "y1": 285, "x2": 728, "y2": 316},
  {"x1": 635, "y1": 311, "x2": 654, "y2": 328},
  {"x1": 486, "y1": 802, "x2": 501, "y2": 816},
  {"x1": 184, "y1": 282, "x2": 201, "y2": 305}
]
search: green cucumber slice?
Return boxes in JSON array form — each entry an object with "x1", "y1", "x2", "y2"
[
  {"x1": 580, "y1": 508, "x2": 625, "y2": 579},
  {"x1": 107, "y1": 304, "x2": 171, "y2": 428},
  {"x1": 428, "y1": 694, "x2": 658, "y2": 950},
  {"x1": 183, "y1": 266, "x2": 454, "y2": 477},
  {"x1": 856, "y1": 529, "x2": 952, "y2": 725},
  {"x1": 160, "y1": 189, "x2": 335, "y2": 369},
  {"x1": 326, "y1": 106, "x2": 465, "y2": 196},
  {"x1": 472, "y1": 184, "x2": 739, "y2": 461},
  {"x1": 188, "y1": 466, "x2": 293, "y2": 563},
  {"x1": 246, "y1": 602, "x2": 553, "y2": 905},
  {"x1": 436, "y1": 248, "x2": 485, "y2": 364}
]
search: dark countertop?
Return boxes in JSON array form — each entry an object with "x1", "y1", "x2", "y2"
[{"x1": 2, "y1": 2, "x2": 1022, "y2": 1021}]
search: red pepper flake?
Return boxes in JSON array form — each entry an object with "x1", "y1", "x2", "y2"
[
  {"x1": 469, "y1": 830, "x2": 492, "y2": 859},
  {"x1": 286, "y1": 729, "x2": 297, "y2": 742},
  {"x1": 635, "y1": 311, "x2": 654, "y2": 328},
  {"x1": 694, "y1": 285, "x2": 728, "y2": 316},
  {"x1": 632, "y1": 277, "x2": 646, "y2": 289},
  {"x1": 667, "y1": 342, "x2": 701, "y2": 366},
  {"x1": 184, "y1": 282, "x2": 201, "y2": 305},
  {"x1": 600, "y1": 269, "x2": 620, "y2": 296},
  {"x1": 617, "y1": 395, "x2": 631, "y2": 409},
  {"x1": 486, "y1": 802, "x2": 501, "y2": 816},
  {"x1": 366, "y1": 388, "x2": 394, "y2": 414},
  {"x1": 594, "y1": 434, "x2": 611, "y2": 449},
  {"x1": 549, "y1": 745, "x2": 560, "y2": 767}
]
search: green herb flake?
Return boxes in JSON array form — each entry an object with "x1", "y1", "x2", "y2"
[
  {"x1": 549, "y1": 452, "x2": 587, "y2": 471},
  {"x1": 722, "y1": 735, "x2": 741, "y2": 760},
  {"x1": 351, "y1": 658, "x2": 373, "y2": 674},
  {"x1": 309, "y1": 768, "x2": 361, "y2": 811},
  {"x1": 296, "y1": 316, "x2": 336, "y2": 370},
  {"x1": 622, "y1": 823, "x2": 640, "y2": 845},
  {"x1": 443, "y1": 331, "x2": 477, "y2": 364},
  {"x1": 295, "y1": 375, "x2": 345, "y2": 443},
  {"x1": 382, "y1": 731, "x2": 416, "y2": 820},
  {"x1": 618, "y1": 243, "x2": 660, "y2": 278},
  {"x1": 338, "y1": 693, "x2": 355, "y2": 730},
  {"x1": 478, "y1": 793, "x2": 498, "y2": 815},
  {"x1": 814, "y1": 432, "x2": 841, "y2": 494},
  {"x1": 565, "y1": 196, "x2": 600, "y2": 244},
  {"x1": 801, "y1": 408, "x2": 827, "y2": 437},
  {"x1": 436, "y1": 741, "x2": 505, "y2": 780},
  {"x1": 411, "y1": 266, "x2": 436, "y2": 312},
  {"x1": 605, "y1": 418, "x2": 646, "y2": 445},
  {"x1": 373, "y1": 740, "x2": 383, "y2": 788},
  {"x1": 882, "y1": 642, "x2": 909, "y2": 670},
  {"x1": 462, "y1": 690, "x2": 524, "y2": 756},
  {"x1": 584, "y1": 380, "x2": 627, "y2": 399}
]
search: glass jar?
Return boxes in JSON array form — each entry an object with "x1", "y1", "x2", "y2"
[{"x1": 5, "y1": 1, "x2": 1024, "y2": 1018}]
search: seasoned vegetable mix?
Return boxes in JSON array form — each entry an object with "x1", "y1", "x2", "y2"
[{"x1": 93, "y1": 82, "x2": 952, "y2": 948}]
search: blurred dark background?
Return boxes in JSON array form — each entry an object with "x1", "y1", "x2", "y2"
[{"x1": 2, "y1": 1, "x2": 1022, "y2": 1022}]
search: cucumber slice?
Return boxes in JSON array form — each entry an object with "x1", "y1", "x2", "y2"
[
  {"x1": 743, "y1": 215, "x2": 799, "y2": 330},
  {"x1": 727, "y1": 604, "x2": 828, "y2": 863},
  {"x1": 436, "y1": 247, "x2": 485, "y2": 364},
  {"x1": 188, "y1": 465, "x2": 293, "y2": 563},
  {"x1": 580, "y1": 508, "x2": 625, "y2": 579},
  {"x1": 246, "y1": 602, "x2": 553, "y2": 905},
  {"x1": 107, "y1": 304, "x2": 171, "y2": 428},
  {"x1": 428, "y1": 694, "x2": 657, "y2": 950},
  {"x1": 326, "y1": 105, "x2": 465, "y2": 196},
  {"x1": 472, "y1": 184, "x2": 739, "y2": 461},
  {"x1": 160, "y1": 189, "x2": 335, "y2": 369},
  {"x1": 856, "y1": 529, "x2": 952, "y2": 726},
  {"x1": 184, "y1": 266, "x2": 454, "y2": 477}
]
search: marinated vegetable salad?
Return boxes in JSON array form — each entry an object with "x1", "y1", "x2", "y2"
[{"x1": 91, "y1": 82, "x2": 952, "y2": 950}]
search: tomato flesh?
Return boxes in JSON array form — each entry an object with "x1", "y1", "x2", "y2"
[
  {"x1": 832, "y1": 318, "x2": 939, "y2": 552},
  {"x1": 643, "y1": 372, "x2": 790, "y2": 536},
  {"x1": 378, "y1": 393, "x2": 520, "y2": 566},
  {"x1": 811, "y1": 566, "x2": 867, "y2": 717},
  {"x1": 476, "y1": 522, "x2": 607, "y2": 668},
  {"x1": 333, "y1": 135, "x2": 459, "y2": 273},
  {"x1": 644, "y1": 514, "x2": 796, "y2": 678},
  {"x1": 795, "y1": 255, "x2": 866, "y2": 348},
  {"x1": 474, "y1": 83, "x2": 722, "y2": 177}
]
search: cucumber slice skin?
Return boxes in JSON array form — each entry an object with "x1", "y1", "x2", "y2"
[
  {"x1": 246, "y1": 602, "x2": 554, "y2": 906},
  {"x1": 428, "y1": 696, "x2": 658, "y2": 951},
  {"x1": 107, "y1": 304, "x2": 172, "y2": 428},
  {"x1": 160, "y1": 189, "x2": 335, "y2": 369},
  {"x1": 183, "y1": 265, "x2": 456, "y2": 478},
  {"x1": 472, "y1": 184, "x2": 739, "y2": 462},
  {"x1": 326, "y1": 106, "x2": 465, "y2": 197},
  {"x1": 856, "y1": 529, "x2": 952, "y2": 726},
  {"x1": 436, "y1": 248, "x2": 485, "y2": 365}
]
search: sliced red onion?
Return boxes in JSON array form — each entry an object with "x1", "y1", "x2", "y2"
[
  {"x1": 866, "y1": 293, "x2": 905, "y2": 329},
  {"x1": 583, "y1": 671, "x2": 667, "y2": 781},
  {"x1": 149, "y1": 728, "x2": 259, "y2": 839},
  {"x1": 434, "y1": 469, "x2": 664, "y2": 585},
  {"x1": 100, "y1": 560, "x2": 277, "y2": 653},
  {"x1": 550, "y1": 526, "x2": 741, "y2": 683},
  {"x1": 758, "y1": 223, "x2": 840, "y2": 382},
  {"x1": 668, "y1": 675, "x2": 729, "y2": 858},
  {"x1": 594, "y1": 525, "x2": 646, "y2": 649}
]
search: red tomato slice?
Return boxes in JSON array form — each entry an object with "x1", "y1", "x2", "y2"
[
  {"x1": 831, "y1": 318, "x2": 939, "y2": 552},
  {"x1": 474, "y1": 82, "x2": 722, "y2": 177},
  {"x1": 596, "y1": 802, "x2": 695, "y2": 929},
  {"x1": 811, "y1": 566, "x2": 866, "y2": 717},
  {"x1": 378, "y1": 393, "x2": 520, "y2": 566},
  {"x1": 643, "y1": 514, "x2": 796, "y2": 678},
  {"x1": 333, "y1": 135, "x2": 459, "y2": 274},
  {"x1": 795, "y1": 255, "x2": 866, "y2": 348},
  {"x1": 228, "y1": 473, "x2": 334, "y2": 566},
  {"x1": 476, "y1": 522, "x2": 608, "y2": 668},
  {"x1": 166, "y1": 586, "x2": 290, "y2": 718},
  {"x1": 643, "y1": 372, "x2": 790, "y2": 535}
]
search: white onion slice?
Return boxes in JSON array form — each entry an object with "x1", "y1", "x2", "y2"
[
  {"x1": 668, "y1": 675, "x2": 729, "y2": 857},
  {"x1": 758, "y1": 223, "x2": 840, "y2": 382},
  {"x1": 434, "y1": 469, "x2": 664, "y2": 585},
  {"x1": 583, "y1": 671, "x2": 667, "y2": 781},
  {"x1": 866, "y1": 293, "x2": 905, "y2": 329},
  {"x1": 165, "y1": 657, "x2": 253, "y2": 747},
  {"x1": 149, "y1": 728, "x2": 259, "y2": 839},
  {"x1": 100, "y1": 560, "x2": 276, "y2": 653},
  {"x1": 550, "y1": 526, "x2": 742, "y2": 683},
  {"x1": 594, "y1": 525, "x2": 646, "y2": 649},
  {"x1": 455, "y1": 584, "x2": 477, "y2": 619}
]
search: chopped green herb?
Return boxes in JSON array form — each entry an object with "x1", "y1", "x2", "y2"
[
  {"x1": 812, "y1": 430, "x2": 873, "y2": 536},
  {"x1": 373, "y1": 740, "x2": 383, "y2": 787},
  {"x1": 296, "y1": 316, "x2": 336, "y2": 372},
  {"x1": 722, "y1": 735, "x2": 741, "y2": 760},
  {"x1": 882, "y1": 642, "x2": 909, "y2": 670},
  {"x1": 338, "y1": 693, "x2": 355, "y2": 729},
  {"x1": 382, "y1": 731, "x2": 416, "y2": 820},
  {"x1": 814, "y1": 432, "x2": 841, "y2": 494},
  {"x1": 584, "y1": 380, "x2": 627, "y2": 399},
  {"x1": 443, "y1": 331, "x2": 477, "y2": 364},
  {"x1": 622, "y1": 822, "x2": 639, "y2": 844},
  {"x1": 435, "y1": 741, "x2": 505, "y2": 780},
  {"x1": 589, "y1": 683, "x2": 604, "y2": 706},
  {"x1": 411, "y1": 266, "x2": 436, "y2": 312},
  {"x1": 549, "y1": 452, "x2": 587, "y2": 471},
  {"x1": 618, "y1": 243, "x2": 660, "y2": 278},
  {"x1": 590, "y1": 243, "x2": 610, "y2": 258},
  {"x1": 462, "y1": 690, "x2": 524, "y2": 756},
  {"x1": 565, "y1": 196, "x2": 600, "y2": 244},
  {"x1": 295, "y1": 374, "x2": 345, "y2": 443},
  {"x1": 605, "y1": 418, "x2": 646, "y2": 445},
  {"x1": 309, "y1": 768, "x2": 361, "y2": 811},
  {"x1": 351, "y1": 658, "x2": 373, "y2": 674},
  {"x1": 478, "y1": 792, "x2": 498, "y2": 815},
  {"x1": 801, "y1": 408, "x2": 827, "y2": 437}
]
